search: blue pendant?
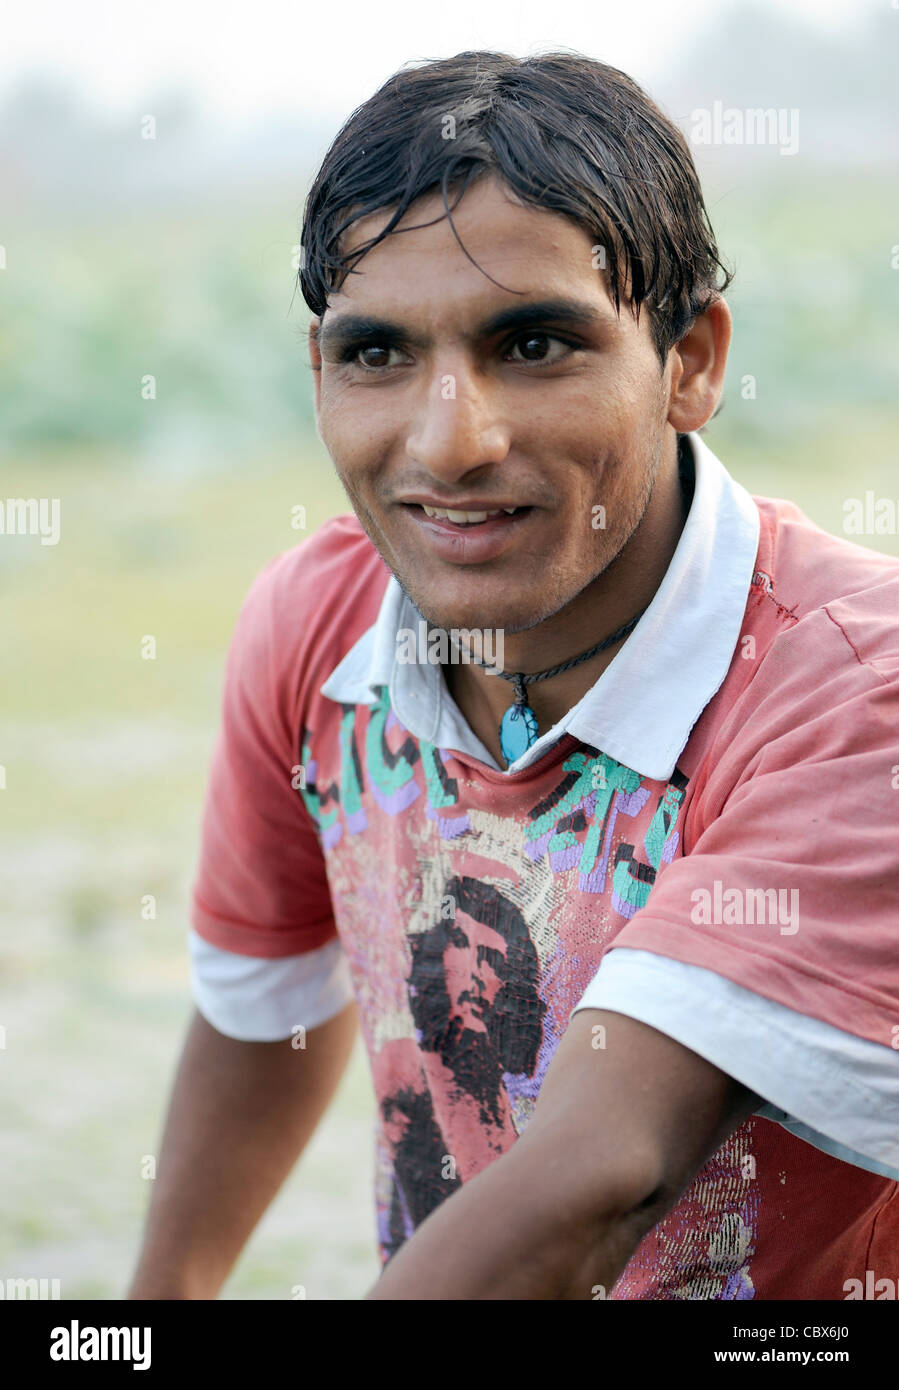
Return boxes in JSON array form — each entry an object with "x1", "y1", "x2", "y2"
[{"x1": 499, "y1": 702, "x2": 539, "y2": 765}]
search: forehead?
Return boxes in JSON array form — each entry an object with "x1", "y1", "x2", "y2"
[{"x1": 328, "y1": 175, "x2": 618, "y2": 326}]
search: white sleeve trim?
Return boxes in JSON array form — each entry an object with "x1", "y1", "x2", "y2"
[
  {"x1": 571, "y1": 947, "x2": 899, "y2": 1180},
  {"x1": 188, "y1": 929, "x2": 355, "y2": 1041}
]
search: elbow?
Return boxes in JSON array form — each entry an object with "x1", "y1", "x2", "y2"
[
  {"x1": 575, "y1": 1159, "x2": 674, "y2": 1299},
  {"x1": 509, "y1": 1133, "x2": 674, "y2": 1298}
]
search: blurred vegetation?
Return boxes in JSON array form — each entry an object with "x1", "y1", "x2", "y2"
[{"x1": 0, "y1": 200, "x2": 316, "y2": 459}]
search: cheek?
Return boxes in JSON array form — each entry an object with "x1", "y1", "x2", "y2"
[
  {"x1": 319, "y1": 377, "x2": 366, "y2": 447},
  {"x1": 320, "y1": 398, "x2": 396, "y2": 497},
  {"x1": 319, "y1": 417, "x2": 371, "y2": 492},
  {"x1": 318, "y1": 394, "x2": 351, "y2": 460},
  {"x1": 567, "y1": 356, "x2": 664, "y2": 448}
]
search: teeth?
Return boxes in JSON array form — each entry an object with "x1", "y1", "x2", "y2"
[{"x1": 421, "y1": 505, "x2": 518, "y2": 522}]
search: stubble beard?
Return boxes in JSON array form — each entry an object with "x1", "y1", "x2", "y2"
[
  {"x1": 336, "y1": 420, "x2": 667, "y2": 639},
  {"x1": 395, "y1": 439, "x2": 665, "y2": 638}
]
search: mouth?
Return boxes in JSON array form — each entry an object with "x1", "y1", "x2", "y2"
[
  {"x1": 400, "y1": 502, "x2": 535, "y2": 564},
  {"x1": 400, "y1": 500, "x2": 539, "y2": 564},
  {"x1": 408, "y1": 503, "x2": 532, "y2": 528}
]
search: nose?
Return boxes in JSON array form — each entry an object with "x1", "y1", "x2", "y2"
[{"x1": 405, "y1": 360, "x2": 510, "y2": 484}]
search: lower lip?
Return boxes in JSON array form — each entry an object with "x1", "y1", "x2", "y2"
[{"x1": 403, "y1": 506, "x2": 533, "y2": 563}]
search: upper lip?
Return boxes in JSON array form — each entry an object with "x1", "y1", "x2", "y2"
[{"x1": 399, "y1": 497, "x2": 530, "y2": 510}]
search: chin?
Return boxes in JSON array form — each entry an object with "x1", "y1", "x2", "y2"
[
  {"x1": 402, "y1": 564, "x2": 533, "y2": 626},
  {"x1": 409, "y1": 592, "x2": 553, "y2": 637}
]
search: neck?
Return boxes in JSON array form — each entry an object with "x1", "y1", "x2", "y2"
[{"x1": 443, "y1": 436, "x2": 691, "y2": 764}]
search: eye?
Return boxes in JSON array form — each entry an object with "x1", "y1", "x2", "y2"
[
  {"x1": 343, "y1": 342, "x2": 408, "y2": 370},
  {"x1": 505, "y1": 332, "x2": 574, "y2": 365}
]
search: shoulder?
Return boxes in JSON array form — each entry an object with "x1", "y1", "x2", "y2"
[
  {"x1": 243, "y1": 511, "x2": 387, "y2": 615},
  {"x1": 687, "y1": 496, "x2": 899, "y2": 787},
  {"x1": 743, "y1": 496, "x2": 899, "y2": 698},
  {"x1": 226, "y1": 513, "x2": 391, "y2": 714},
  {"x1": 751, "y1": 495, "x2": 899, "y2": 674}
]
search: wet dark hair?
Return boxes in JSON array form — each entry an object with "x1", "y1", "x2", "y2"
[{"x1": 299, "y1": 49, "x2": 733, "y2": 363}]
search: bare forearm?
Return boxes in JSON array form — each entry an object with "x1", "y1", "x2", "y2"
[
  {"x1": 128, "y1": 1001, "x2": 357, "y2": 1299},
  {"x1": 366, "y1": 1130, "x2": 646, "y2": 1300},
  {"x1": 365, "y1": 1010, "x2": 759, "y2": 1301}
]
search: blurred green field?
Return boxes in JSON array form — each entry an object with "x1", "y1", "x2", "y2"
[{"x1": 0, "y1": 444, "x2": 389, "y2": 1298}]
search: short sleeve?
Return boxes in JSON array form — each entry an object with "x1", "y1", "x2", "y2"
[
  {"x1": 602, "y1": 607, "x2": 899, "y2": 1050},
  {"x1": 191, "y1": 554, "x2": 338, "y2": 959},
  {"x1": 188, "y1": 931, "x2": 354, "y2": 1040},
  {"x1": 573, "y1": 947, "x2": 899, "y2": 1176}
]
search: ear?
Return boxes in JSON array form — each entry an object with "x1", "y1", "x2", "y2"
[
  {"x1": 665, "y1": 296, "x2": 731, "y2": 434},
  {"x1": 308, "y1": 315, "x2": 323, "y2": 434}
]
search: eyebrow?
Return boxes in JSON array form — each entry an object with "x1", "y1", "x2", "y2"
[{"x1": 315, "y1": 297, "x2": 610, "y2": 358}]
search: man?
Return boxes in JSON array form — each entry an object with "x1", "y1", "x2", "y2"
[{"x1": 128, "y1": 50, "x2": 899, "y2": 1301}]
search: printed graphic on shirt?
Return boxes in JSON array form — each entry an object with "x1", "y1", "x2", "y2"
[{"x1": 297, "y1": 686, "x2": 767, "y2": 1297}]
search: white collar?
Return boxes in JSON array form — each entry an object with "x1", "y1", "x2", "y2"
[{"x1": 319, "y1": 431, "x2": 760, "y2": 780}]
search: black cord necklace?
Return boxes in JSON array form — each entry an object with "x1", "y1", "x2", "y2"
[{"x1": 471, "y1": 609, "x2": 647, "y2": 766}]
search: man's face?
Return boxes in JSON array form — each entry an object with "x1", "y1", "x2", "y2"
[
  {"x1": 441, "y1": 914, "x2": 507, "y2": 1036},
  {"x1": 311, "y1": 175, "x2": 673, "y2": 635}
]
